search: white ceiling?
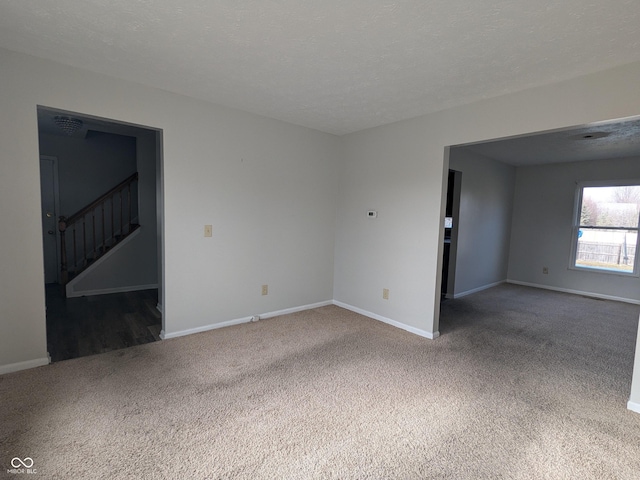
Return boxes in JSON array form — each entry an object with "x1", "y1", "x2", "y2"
[{"x1": 3, "y1": 1, "x2": 640, "y2": 135}]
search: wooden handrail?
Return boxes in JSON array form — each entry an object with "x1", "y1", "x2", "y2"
[{"x1": 65, "y1": 172, "x2": 138, "y2": 226}]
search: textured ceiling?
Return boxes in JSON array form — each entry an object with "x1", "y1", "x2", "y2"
[
  {"x1": 460, "y1": 117, "x2": 640, "y2": 166},
  {"x1": 2, "y1": 1, "x2": 640, "y2": 135}
]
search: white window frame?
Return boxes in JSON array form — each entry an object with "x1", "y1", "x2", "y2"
[{"x1": 570, "y1": 180, "x2": 640, "y2": 277}]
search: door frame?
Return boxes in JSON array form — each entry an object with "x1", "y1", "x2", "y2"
[{"x1": 40, "y1": 155, "x2": 61, "y2": 283}]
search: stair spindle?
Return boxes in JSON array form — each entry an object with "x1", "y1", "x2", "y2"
[
  {"x1": 111, "y1": 196, "x2": 115, "y2": 247},
  {"x1": 58, "y1": 217, "x2": 68, "y2": 287},
  {"x1": 92, "y1": 209, "x2": 96, "y2": 259},
  {"x1": 119, "y1": 190, "x2": 123, "y2": 239},
  {"x1": 82, "y1": 217, "x2": 87, "y2": 267},
  {"x1": 128, "y1": 183, "x2": 132, "y2": 232},
  {"x1": 101, "y1": 202, "x2": 105, "y2": 255},
  {"x1": 73, "y1": 226, "x2": 77, "y2": 273}
]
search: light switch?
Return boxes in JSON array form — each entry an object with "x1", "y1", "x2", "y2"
[{"x1": 204, "y1": 225, "x2": 213, "y2": 237}]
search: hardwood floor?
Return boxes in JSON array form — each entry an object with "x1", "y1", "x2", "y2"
[{"x1": 45, "y1": 285, "x2": 162, "y2": 362}]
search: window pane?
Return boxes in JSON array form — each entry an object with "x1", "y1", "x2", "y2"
[
  {"x1": 580, "y1": 186, "x2": 640, "y2": 228},
  {"x1": 575, "y1": 228, "x2": 637, "y2": 272}
]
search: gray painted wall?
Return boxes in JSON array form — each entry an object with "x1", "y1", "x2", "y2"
[
  {"x1": 335, "y1": 60, "x2": 640, "y2": 338},
  {"x1": 507, "y1": 156, "x2": 640, "y2": 302},
  {"x1": 3, "y1": 47, "x2": 640, "y2": 410},
  {"x1": 38, "y1": 132, "x2": 137, "y2": 216},
  {"x1": 69, "y1": 130, "x2": 159, "y2": 294},
  {"x1": 449, "y1": 148, "x2": 515, "y2": 297},
  {"x1": 1, "y1": 47, "x2": 341, "y2": 371},
  {"x1": 39, "y1": 129, "x2": 159, "y2": 295}
]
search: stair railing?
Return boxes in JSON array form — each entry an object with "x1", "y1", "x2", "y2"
[{"x1": 58, "y1": 172, "x2": 139, "y2": 286}]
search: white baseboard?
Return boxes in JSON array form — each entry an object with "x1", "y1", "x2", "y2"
[
  {"x1": 627, "y1": 400, "x2": 640, "y2": 414},
  {"x1": 160, "y1": 316, "x2": 249, "y2": 340},
  {"x1": 506, "y1": 280, "x2": 640, "y2": 305},
  {"x1": 453, "y1": 280, "x2": 506, "y2": 299},
  {"x1": 160, "y1": 300, "x2": 334, "y2": 340},
  {"x1": 0, "y1": 356, "x2": 50, "y2": 375},
  {"x1": 66, "y1": 283, "x2": 159, "y2": 298},
  {"x1": 259, "y1": 300, "x2": 333, "y2": 319},
  {"x1": 333, "y1": 301, "x2": 439, "y2": 339}
]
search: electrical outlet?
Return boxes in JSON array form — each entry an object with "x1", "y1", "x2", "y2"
[
  {"x1": 382, "y1": 288, "x2": 389, "y2": 300},
  {"x1": 542, "y1": 267, "x2": 549, "y2": 274},
  {"x1": 204, "y1": 225, "x2": 213, "y2": 237},
  {"x1": 261, "y1": 284, "x2": 268, "y2": 296}
]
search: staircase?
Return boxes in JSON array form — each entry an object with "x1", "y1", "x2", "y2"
[{"x1": 58, "y1": 172, "x2": 139, "y2": 293}]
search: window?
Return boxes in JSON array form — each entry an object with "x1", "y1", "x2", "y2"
[{"x1": 572, "y1": 182, "x2": 640, "y2": 275}]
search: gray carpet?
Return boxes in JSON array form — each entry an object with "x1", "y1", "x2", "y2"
[{"x1": 2, "y1": 284, "x2": 640, "y2": 479}]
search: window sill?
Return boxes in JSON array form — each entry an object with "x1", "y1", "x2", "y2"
[{"x1": 568, "y1": 265, "x2": 640, "y2": 278}]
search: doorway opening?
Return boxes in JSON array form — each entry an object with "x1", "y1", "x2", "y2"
[
  {"x1": 441, "y1": 169, "x2": 462, "y2": 301},
  {"x1": 37, "y1": 106, "x2": 164, "y2": 362}
]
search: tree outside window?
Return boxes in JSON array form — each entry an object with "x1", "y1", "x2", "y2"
[{"x1": 573, "y1": 184, "x2": 640, "y2": 274}]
